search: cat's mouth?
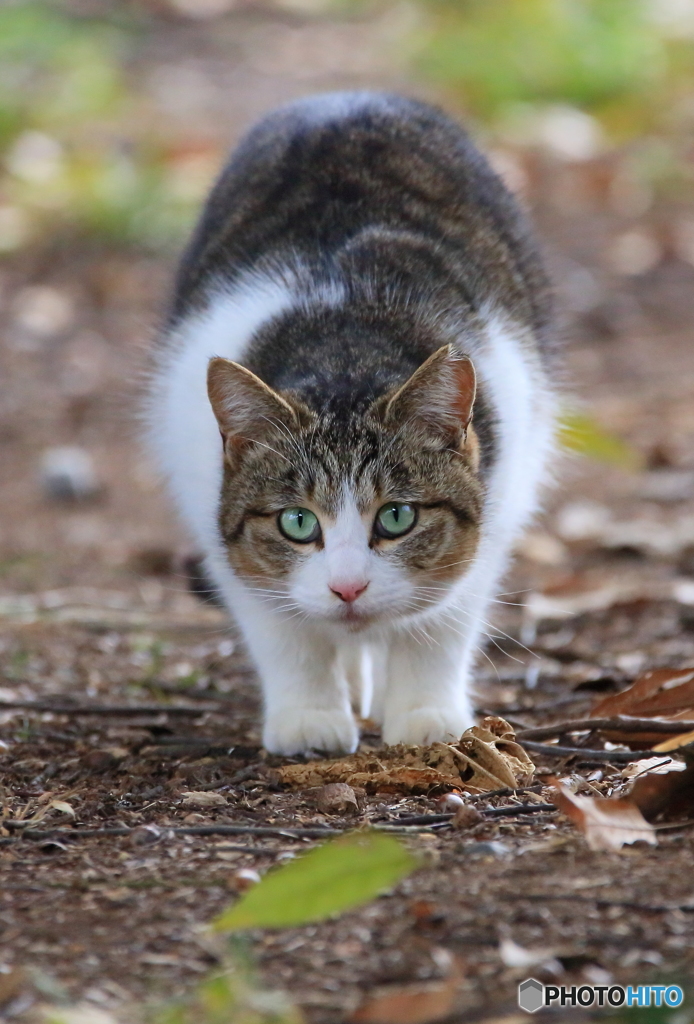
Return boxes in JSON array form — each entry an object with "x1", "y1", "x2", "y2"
[{"x1": 334, "y1": 604, "x2": 375, "y2": 629}]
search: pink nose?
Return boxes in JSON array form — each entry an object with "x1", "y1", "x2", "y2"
[{"x1": 330, "y1": 581, "x2": 369, "y2": 604}]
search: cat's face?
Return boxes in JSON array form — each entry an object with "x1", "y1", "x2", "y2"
[{"x1": 208, "y1": 347, "x2": 483, "y2": 631}]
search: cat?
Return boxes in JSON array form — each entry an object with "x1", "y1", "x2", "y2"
[{"x1": 148, "y1": 91, "x2": 556, "y2": 756}]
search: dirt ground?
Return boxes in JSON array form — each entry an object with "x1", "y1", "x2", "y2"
[{"x1": 1, "y1": 4, "x2": 694, "y2": 1023}]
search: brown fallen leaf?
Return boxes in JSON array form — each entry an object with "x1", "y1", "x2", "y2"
[
  {"x1": 180, "y1": 791, "x2": 227, "y2": 808},
  {"x1": 349, "y1": 960, "x2": 461, "y2": 1024},
  {"x1": 456, "y1": 717, "x2": 535, "y2": 790},
  {"x1": 591, "y1": 667, "x2": 694, "y2": 746},
  {"x1": 276, "y1": 760, "x2": 461, "y2": 795},
  {"x1": 629, "y1": 749, "x2": 694, "y2": 821},
  {"x1": 276, "y1": 718, "x2": 533, "y2": 795},
  {"x1": 551, "y1": 783, "x2": 657, "y2": 851},
  {"x1": 652, "y1": 731, "x2": 694, "y2": 753}
]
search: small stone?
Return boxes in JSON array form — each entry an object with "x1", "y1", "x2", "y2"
[
  {"x1": 451, "y1": 804, "x2": 484, "y2": 829},
  {"x1": 128, "y1": 546, "x2": 174, "y2": 577},
  {"x1": 465, "y1": 840, "x2": 510, "y2": 858},
  {"x1": 82, "y1": 750, "x2": 119, "y2": 773},
  {"x1": 129, "y1": 824, "x2": 162, "y2": 847},
  {"x1": 314, "y1": 783, "x2": 359, "y2": 816},
  {"x1": 12, "y1": 284, "x2": 73, "y2": 337},
  {"x1": 233, "y1": 868, "x2": 261, "y2": 891},
  {"x1": 519, "y1": 532, "x2": 567, "y2": 566},
  {"x1": 439, "y1": 793, "x2": 465, "y2": 812},
  {"x1": 180, "y1": 791, "x2": 227, "y2": 809},
  {"x1": 40, "y1": 446, "x2": 100, "y2": 502}
]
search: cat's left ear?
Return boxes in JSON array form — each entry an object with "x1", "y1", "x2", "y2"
[{"x1": 381, "y1": 345, "x2": 477, "y2": 444}]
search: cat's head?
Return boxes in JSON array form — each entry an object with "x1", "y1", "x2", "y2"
[{"x1": 207, "y1": 346, "x2": 483, "y2": 631}]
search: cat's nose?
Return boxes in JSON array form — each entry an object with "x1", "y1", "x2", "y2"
[{"x1": 330, "y1": 581, "x2": 369, "y2": 603}]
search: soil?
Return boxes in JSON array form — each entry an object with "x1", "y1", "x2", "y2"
[{"x1": 1, "y1": 3, "x2": 694, "y2": 1022}]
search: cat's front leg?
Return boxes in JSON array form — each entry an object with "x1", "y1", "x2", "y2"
[
  {"x1": 382, "y1": 619, "x2": 476, "y2": 746},
  {"x1": 236, "y1": 601, "x2": 358, "y2": 756}
]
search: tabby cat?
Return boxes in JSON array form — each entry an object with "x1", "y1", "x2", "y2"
[{"x1": 149, "y1": 92, "x2": 556, "y2": 755}]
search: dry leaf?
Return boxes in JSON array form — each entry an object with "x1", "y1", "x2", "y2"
[
  {"x1": 621, "y1": 756, "x2": 684, "y2": 779},
  {"x1": 349, "y1": 964, "x2": 460, "y2": 1024},
  {"x1": 49, "y1": 799, "x2": 76, "y2": 818},
  {"x1": 276, "y1": 760, "x2": 460, "y2": 795},
  {"x1": 276, "y1": 718, "x2": 533, "y2": 795},
  {"x1": 591, "y1": 667, "x2": 694, "y2": 747},
  {"x1": 498, "y1": 938, "x2": 559, "y2": 970},
  {"x1": 180, "y1": 791, "x2": 227, "y2": 808},
  {"x1": 456, "y1": 717, "x2": 535, "y2": 790},
  {"x1": 652, "y1": 731, "x2": 694, "y2": 752},
  {"x1": 552, "y1": 783, "x2": 657, "y2": 851},
  {"x1": 629, "y1": 751, "x2": 694, "y2": 821}
]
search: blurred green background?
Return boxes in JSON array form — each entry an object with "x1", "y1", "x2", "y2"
[{"x1": 2, "y1": 0, "x2": 694, "y2": 255}]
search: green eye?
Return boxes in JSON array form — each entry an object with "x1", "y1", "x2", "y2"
[
  {"x1": 375, "y1": 502, "x2": 417, "y2": 539},
  {"x1": 278, "y1": 507, "x2": 321, "y2": 543}
]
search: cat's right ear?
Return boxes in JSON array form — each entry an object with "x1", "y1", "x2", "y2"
[{"x1": 207, "y1": 358, "x2": 301, "y2": 467}]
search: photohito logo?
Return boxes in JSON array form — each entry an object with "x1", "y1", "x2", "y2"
[{"x1": 518, "y1": 979, "x2": 684, "y2": 1013}]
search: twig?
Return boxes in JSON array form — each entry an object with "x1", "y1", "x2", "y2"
[
  {"x1": 477, "y1": 692, "x2": 598, "y2": 716},
  {"x1": 485, "y1": 802, "x2": 556, "y2": 817},
  {"x1": 505, "y1": 892, "x2": 694, "y2": 914},
  {"x1": 382, "y1": 803, "x2": 557, "y2": 827},
  {"x1": 518, "y1": 740, "x2": 658, "y2": 763},
  {"x1": 0, "y1": 700, "x2": 207, "y2": 717},
  {"x1": 371, "y1": 823, "x2": 448, "y2": 833},
  {"x1": 654, "y1": 818, "x2": 694, "y2": 831},
  {"x1": 468, "y1": 785, "x2": 543, "y2": 801},
  {"x1": 517, "y1": 716, "x2": 694, "y2": 741},
  {"x1": 0, "y1": 823, "x2": 340, "y2": 844},
  {"x1": 387, "y1": 813, "x2": 453, "y2": 826}
]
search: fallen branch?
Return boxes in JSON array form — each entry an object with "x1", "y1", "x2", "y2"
[
  {"x1": 506, "y1": 892, "x2": 694, "y2": 913},
  {"x1": 485, "y1": 802, "x2": 556, "y2": 817},
  {"x1": 477, "y1": 691, "x2": 599, "y2": 717},
  {"x1": 0, "y1": 823, "x2": 340, "y2": 844},
  {"x1": 518, "y1": 740, "x2": 659, "y2": 763},
  {"x1": 468, "y1": 784, "x2": 543, "y2": 800},
  {"x1": 0, "y1": 700, "x2": 207, "y2": 717},
  {"x1": 381, "y1": 803, "x2": 557, "y2": 827},
  {"x1": 517, "y1": 716, "x2": 694, "y2": 741}
]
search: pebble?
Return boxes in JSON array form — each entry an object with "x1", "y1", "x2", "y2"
[
  {"x1": 314, "y1": 782, "x2": 360, "y2": 815},
  {"x1": 233, "y1": 867, "x2": 261, "y2": 891},
  {"x1": 40, "y1": 446, "x2": 100, "y2": 501},
  {"x1": 129, "y1": 824, "x2": 162, "y2": 848},
  {"x1": 451, "y1": 804, "x2": 484, "y2": 829}
]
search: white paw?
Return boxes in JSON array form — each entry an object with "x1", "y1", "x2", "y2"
[
  {"x1": 382, "y1": 706, "x2": 473, "y2": 747},
  {"x1": 263, "y1": 707, "x2": 359, "y2": 756}
]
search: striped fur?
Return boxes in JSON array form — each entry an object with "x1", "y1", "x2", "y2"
[{"x1": 149, "y1": 92, "x2": 557, "y2": 755}]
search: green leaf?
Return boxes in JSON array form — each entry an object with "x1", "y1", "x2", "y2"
[
  {"x1": 558, "y1": 412, "x2": 640, "y2": 468},
  {"x1": 213, "y1": 831, "x2": 417, "y2": 933}
]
